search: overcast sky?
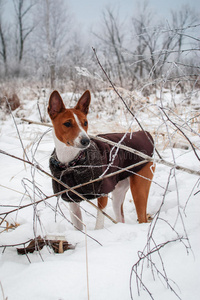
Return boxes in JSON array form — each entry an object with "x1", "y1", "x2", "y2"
[
  {"x1": 3, "y1": 0, "x2": 199, "y2": 35},
  {"x1": 69, "y1": 0, "x2": 200, "y2": 30}
]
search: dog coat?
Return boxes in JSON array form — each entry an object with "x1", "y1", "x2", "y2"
[{"x1": 49, "y1": 131, "x2": 154, "y2": 202}]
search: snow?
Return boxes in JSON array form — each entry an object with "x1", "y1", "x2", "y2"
[{"x1": 0, "y1": 90, "x2": 200, "y2": 300}]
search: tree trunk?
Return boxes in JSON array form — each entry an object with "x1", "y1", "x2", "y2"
[{"x1": 50, "y1": 64, "x2": 55, "y2": 89}]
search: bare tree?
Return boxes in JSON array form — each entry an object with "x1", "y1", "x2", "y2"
[
  {"x1": 131, "y1": 2, "x2": 173, "y2": 80},
  {"x1": 0, "y1": 0, "x2": 8, "y2": 76},
  {"x1": 171, "y1": 4, "x2": 199, "y2": 62},
  {"x1": 130, "y1": 1, "x2": 199, "y2": 90},
  {"x1": 63, "y1": 31, "x2": 93, "y2": 91},
  {"x1": 34, "y1": 0, "x2": 72, "y2": 89},
  {"x1": 94, "y1": 6, "x2": 129, "y2": 87},
  {"x1": 131, "y1": 2, "x2": 155, "y2": 80},
  {"x1": 94, "y1": 2, "x2": 199, "y2": 90},
  {"x1": 13, "y1": 0, "x2": 36, "y2": 74}
]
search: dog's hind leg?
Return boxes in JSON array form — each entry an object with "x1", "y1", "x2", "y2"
[
  {"x1": 95, "y1": 196, "x2": 108, "y2": 230},
  {"x1": 69, "y1": 202, "x2": 83, "y2": 230},
  {"x1": 112, "y1": 178, "x2": 129, "y2": 223},
  {"x1": 129, "y1": 162, "x2": 155, "y2": 223}
]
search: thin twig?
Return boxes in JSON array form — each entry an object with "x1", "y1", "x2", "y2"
[
  {"x1": 92, "y1": 47, "x2": 163, "y2": 160},
  {"x1": 130, "y1": 238, "x2": 185, "y2": 300},
  {"x1": 159, "y1": 106, "x2": 200, "y2": 161},
  {"x1": 21, "y1": 118, "x2": 53, "y2": 127},
  {"x1": 0, "y1": 281, "x2": 7, "y2": 300}
]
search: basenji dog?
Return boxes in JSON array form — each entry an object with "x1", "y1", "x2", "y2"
[{"x1": 48, "y1": 90, "x2": 155, "y2": 230}]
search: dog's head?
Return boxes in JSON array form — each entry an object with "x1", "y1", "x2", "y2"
[{"x1": 48, "y1": 90, "x2": 91, "y2": 149}]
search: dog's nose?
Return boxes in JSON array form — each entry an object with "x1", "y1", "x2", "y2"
[{"x1": 80, "y1": 137, "x2": 90, "y2": 147}]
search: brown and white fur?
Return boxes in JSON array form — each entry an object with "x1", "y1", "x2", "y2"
[{"x1": 48, "y1": 90, "x2": 155, "y2": 230}]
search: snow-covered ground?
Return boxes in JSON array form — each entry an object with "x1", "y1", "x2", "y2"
[{"x1": 0, "y1": 89, "x2": 200, "y2": 300}]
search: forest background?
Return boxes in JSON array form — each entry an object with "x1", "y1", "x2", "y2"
[{"x1": 0, "y1": 0, "x2": 199, "y2": 96}]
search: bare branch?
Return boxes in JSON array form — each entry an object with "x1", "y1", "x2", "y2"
[{"x1": 20, "y1": 118, "x2": 200, "y2": 176}]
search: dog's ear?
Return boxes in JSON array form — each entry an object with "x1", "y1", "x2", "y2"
[
  {"x1": 75, "y1": 90, "x2": 91, "y2": 115},
  {"x1": 48, "y1": 90, "x2": 65, "y2": 120}
]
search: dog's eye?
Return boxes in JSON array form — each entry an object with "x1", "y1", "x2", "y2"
[
  {"x1": 64, "y1": 121, "x2": 72, "y2": 128},
  {"x1": 84, "y1": 120, "x2": 88, "y2": 126}
]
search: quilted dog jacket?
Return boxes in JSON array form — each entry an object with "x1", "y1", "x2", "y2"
[{"x1": 49, "y1": 131, "x2": 154, "y2": 202}]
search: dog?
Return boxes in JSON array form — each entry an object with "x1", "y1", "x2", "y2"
[{"x1": 48, "y1": 90, "x2": 155, "y2": 230}]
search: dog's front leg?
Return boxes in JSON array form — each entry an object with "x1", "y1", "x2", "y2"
[{"x1": 69, "y1": 202, "x2": 83, "y2": 230}]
